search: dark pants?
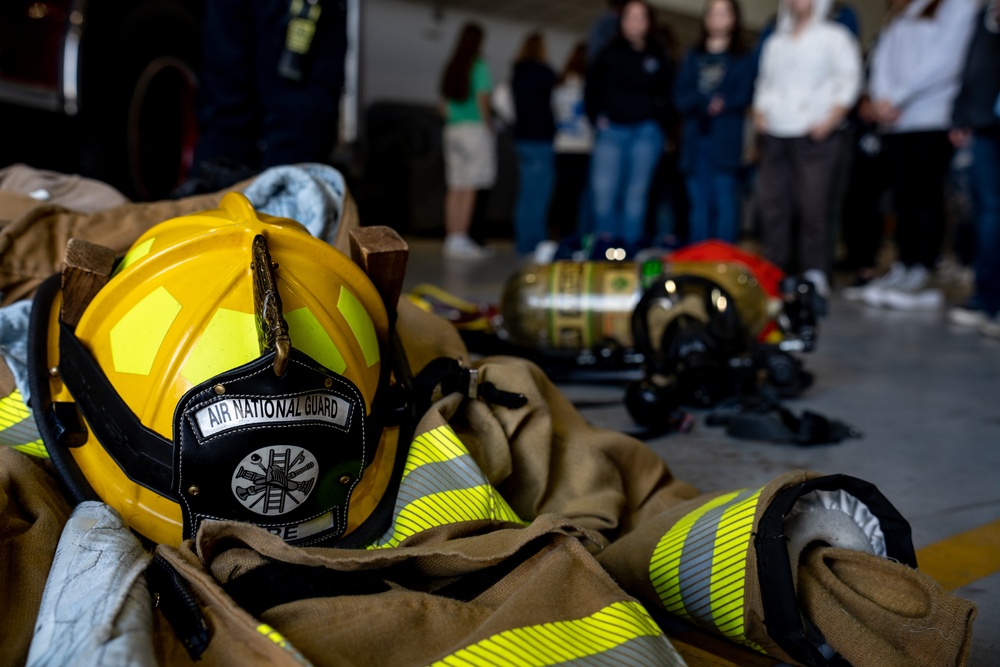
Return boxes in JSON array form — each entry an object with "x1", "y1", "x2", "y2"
[
  {"x1": 884, "y1": 131, "x2": 954, "y2": 269},
  {"x1": 549, "y1": 152, "x2": 591, "y2": 240},
  {"x1": 841, "y1": 131, "x2": 891, "y2": 271},
  {"x1": 757, "y1": 132, "x2": 844, "y2": 274},
  {"x1": 971, "y1": 131, "x2": 1000, "y2": 315},
  {"x1": 193, "y1": 0, "x2": 347, "y2": 177}
]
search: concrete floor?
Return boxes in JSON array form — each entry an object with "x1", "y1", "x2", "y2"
[{"x1": 401, "y1": 236, "x2": 1000, "y2": 667}]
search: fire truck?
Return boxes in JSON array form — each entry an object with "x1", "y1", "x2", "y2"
[{"x1": 0, "y1": 0, "x2": 203, "y2": 200}]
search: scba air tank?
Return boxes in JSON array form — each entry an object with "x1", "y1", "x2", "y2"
[
  {"x1": 497, "y1": 260, "x2": 664, "y2": 351},
  {"x1": 497, "y1": 259, "x2": 772, "y2": 353}
]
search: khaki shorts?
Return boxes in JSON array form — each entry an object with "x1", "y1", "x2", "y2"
[{"x1": 443, "y1": 122, "x2": 496, "y2": 189}]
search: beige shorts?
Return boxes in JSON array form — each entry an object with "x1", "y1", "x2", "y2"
[{"x1": 443, "y1": 122, "x2": 496, "y2": 189}]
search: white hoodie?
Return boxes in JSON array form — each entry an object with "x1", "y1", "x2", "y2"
[
  {"x1": 868, "y1": 0, "x2": 979, "y2": 134},
  {"x1": 753, "y1": 0, "x2": 863, "y2": 138}
]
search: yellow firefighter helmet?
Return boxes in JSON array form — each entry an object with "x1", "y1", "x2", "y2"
[{"x1": 30, "y1": 193, "x2": 402, "y2": 546}]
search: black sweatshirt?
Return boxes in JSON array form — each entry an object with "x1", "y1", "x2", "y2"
[
  {"x1": 951, "y1": 5, "x2": 1000, "y2": 133},
  {"x1": 584, "y1": 37, "x2": 673, "y2": 129},
  {"x1": 512, "y1": 60, "x2": 557, "y2": 141}
]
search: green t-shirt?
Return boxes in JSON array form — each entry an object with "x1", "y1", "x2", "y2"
[{"x1": 446, "y1": 58, "x2": 492, "y2": 124}]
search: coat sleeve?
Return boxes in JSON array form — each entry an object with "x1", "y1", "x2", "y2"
[
  {"x1": 673, "y1": 51, "x2": 709, "y2": 115},
  {"x1": 596, "y1": 469, "x2": 975, "y2": 667}
]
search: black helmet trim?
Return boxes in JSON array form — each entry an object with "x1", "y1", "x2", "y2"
[
  {"x1": 754, "y1": 474, "x2": 916, "y2": 666},
  {"x1": 174, "y1": 348, "x2": 369, "y2": 544},
  {"x1": 57, "y1": 318, "x2": 177, "y2": 496},
  {"x1": 29, "y1": 272, "x2": 101, "y2": 504}
]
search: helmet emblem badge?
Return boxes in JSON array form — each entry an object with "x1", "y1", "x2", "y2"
[{"x1": 232, "y1": 446, "x2": 318, "y2": 515}]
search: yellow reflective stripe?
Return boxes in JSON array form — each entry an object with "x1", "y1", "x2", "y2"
[
  {"x1": 112, "y1": 237, "x2": 155, "y2": 277},
  {"x1": 255, "y1": 623, "x2": 312, "y2": 665},
  {"x1": 710, "y1": 490, "x2": 761, "y2": 641},
  {"x1": 376, "y1": 485, "x2": 523, "y2": 549},
  {"x1": 181, "y1": 308, "x2": 258, "y2": 386},
  {"x1": 649, "y1": 488, "x2": 764, "y2": 652},
  {"x1": 0, "y1": 389, "x2": 30, "y2": 430},
  {"x1": 370, "y1": 425, "x2": 525, "y2": 549},
  {"x1": 428, "y1": 601, "x2": 670, "y2": 667},
  {"x1": 0, "y1": 390, "x2": 48, "y2": 457},
  {"x1": 650, "y1": 491, "x2": 740, "y2": 618},
  {"x1": 110, "y1": 286, "x2": 183, "y2": 375},
  {"x1": 337, "y1": 286, "x2": 379, "y2": 368},
  {"x1": 406, "y1": 427, "x2": 469, "y2": 471},
  {"x1": 13, "y1": 441, "x2": 48, "y2": 458},
  {"x1": 285, "y1": 307, "x2": 346, "y2": 375}
]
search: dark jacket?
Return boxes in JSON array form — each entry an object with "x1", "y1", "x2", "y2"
[
  {"x1": 512, "y1": 60, "x2": 557, "y2": 141},
  {"x1": 673, "y1": 48, "x2": 755, "y2": 173},
  {"x1": 584, "y1": 37, "x2": 674, "y2": 129},
  {"x1": 951, "y1": 4, "x2": 1000, "y2": 133}
]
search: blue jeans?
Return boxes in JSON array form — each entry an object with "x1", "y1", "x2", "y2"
[
  {"x1": 971, "y1": 132, "x2": 1000, "y2": 315},
  {"x1": 685, "y1": 135, "x2": 740, "y2": 244},
  {"x1": 589, "y1": 120, "x2": 665, "y2": 247},
  {"x1": 514, "y1": 141, "x2": 556, "y2": 256}
]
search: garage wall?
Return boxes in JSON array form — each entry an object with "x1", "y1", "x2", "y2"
[{"x1": 362, "y1": 0, "x2": 586, "y2": 109}]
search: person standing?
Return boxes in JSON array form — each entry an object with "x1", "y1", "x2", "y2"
[
  {"x1": 439, "y1": 22, "x2": 495, "y2": 260},
  {"x1": 947, "y1": 0, "x2": 1000, "y2": 335},
  {"x1": 752, "y1": 0, "x2": 862, "y2": 298},
  {"x1": 182, "y1": 0, "x2": 348, "y2": 194},
  {"x1": 585, "y1": 0, "x2": 673, "y2": 255},
  {"x1": 510, "y1": 33, "x2": 558, "y2": 258},
  {"x1": 673, "y1": 0, "x2": 755, "y2": 245},
  {"x1": 550, "y1": 42, "x2": 595, "y2": 243},
  {"x1": 587, "y1": 0, "x2": 628, "y2": 63},
  {"x1": 858, "y1": 0, "x2": 979, "y2": 309}
]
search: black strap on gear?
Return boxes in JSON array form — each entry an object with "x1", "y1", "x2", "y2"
[
  {"x1": 146, "y1": 554, "x2": 211, "y2": 661},
  {"x1": 28, "y1": 273, "x2": 99, "y2": 504},
  {"x1": 411, "y1": 357, "x2": 527, "y2": 419},
  {"x1": 706, "y1": 393, "x2": 861, "y2": 446},
  {"x1": 57, "y1": 318, "x2": 178, "y2": 496},
  {"x1": 754, "y1": 474, "x2": 917, "y2": 666}
]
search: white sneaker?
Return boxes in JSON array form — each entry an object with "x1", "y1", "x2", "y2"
[
  {"x1": 860, "y1": 263, "x2": 910, "y2": 307},
  {"x1": 803, "y1": 269, "x2": 830, "y2": 299},
  {"x1": 443, "y1": 234, "x2": 494, "y2": 260},
  {"x1": 981, "y1": 315, "x2": 1000, "y2": 339},
  {"x1": 947, "y1": 304, "x2": 990, "y2": 328},
  {"x1": 881, "y1": 265, "x2": 944, "y2": 310}
]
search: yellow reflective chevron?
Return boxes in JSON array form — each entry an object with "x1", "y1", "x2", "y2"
[
  {"x1": 0, "y1": 389, "x2": 47, "y2": 457},
  {"x1": 255, "y1": 624, "x2": 312, "y2": 665},
  {"x1": 369, "y1": 425, "x2": 526, "y2": 549},
  {"x1": 650, "y1": 487, "x2": 763, "y2": 651},
  {"x1": 427, "y1": 600, "x2": 685, "y2": 666}
]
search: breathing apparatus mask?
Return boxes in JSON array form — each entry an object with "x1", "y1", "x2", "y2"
[{"x1": 625, "y1": 263, "x2": 817, "y2": 429}]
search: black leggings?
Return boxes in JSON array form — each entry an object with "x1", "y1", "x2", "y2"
[{"x1": 884, "y1": 131, "x2": 954, "y2": 269}]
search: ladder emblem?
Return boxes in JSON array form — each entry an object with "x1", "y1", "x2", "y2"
[{"x1": 231, "y1": 446, "x2": 318, "y2": 515}]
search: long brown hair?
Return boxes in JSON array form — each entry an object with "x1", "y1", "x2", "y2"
[
  {"x1": 558, "y1": 41, "x2": 588, "y2": 84},
  {"x1": 441, "y1": 22, "x2": 484, "y2": 101},
  {"x1": 516, "y1": 32, "x2": 547, "y2": 63},
  {"x1": 696, "y1": 0, "x2": 747, "y2": 55},
  {"x1": 617, "y1": 0, "x2": 658, "y2": 45}
]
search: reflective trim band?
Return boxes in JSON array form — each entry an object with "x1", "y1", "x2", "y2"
[
  {"x1": 428, "y1": 600, "x2": 685, "y2": 666},
  {"x1": 110, "y1": 286, "x2": 183, "y2": 376},
  {"x1": 112, "y1": 237, "x2": 155, "y2": 277},
  {"x1": 650, "y1": 487, "x2": 763, "y2": 650},
  {"x1": 255, "y1": 623, "x2": 312, "y2": 665},
  {"x1": 369, "y1": 426, "x2": 525, "y2": 549},
  {"x1": 0, "y1": 389, "x2": 47, "y2": 457},
  {"x1": 337, "y1": 286, "x2": 379, "y2": 368}
]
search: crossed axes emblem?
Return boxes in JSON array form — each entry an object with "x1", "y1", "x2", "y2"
[{"x1": 235, "y1": 449, "x2": 315, "y2": 510}]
